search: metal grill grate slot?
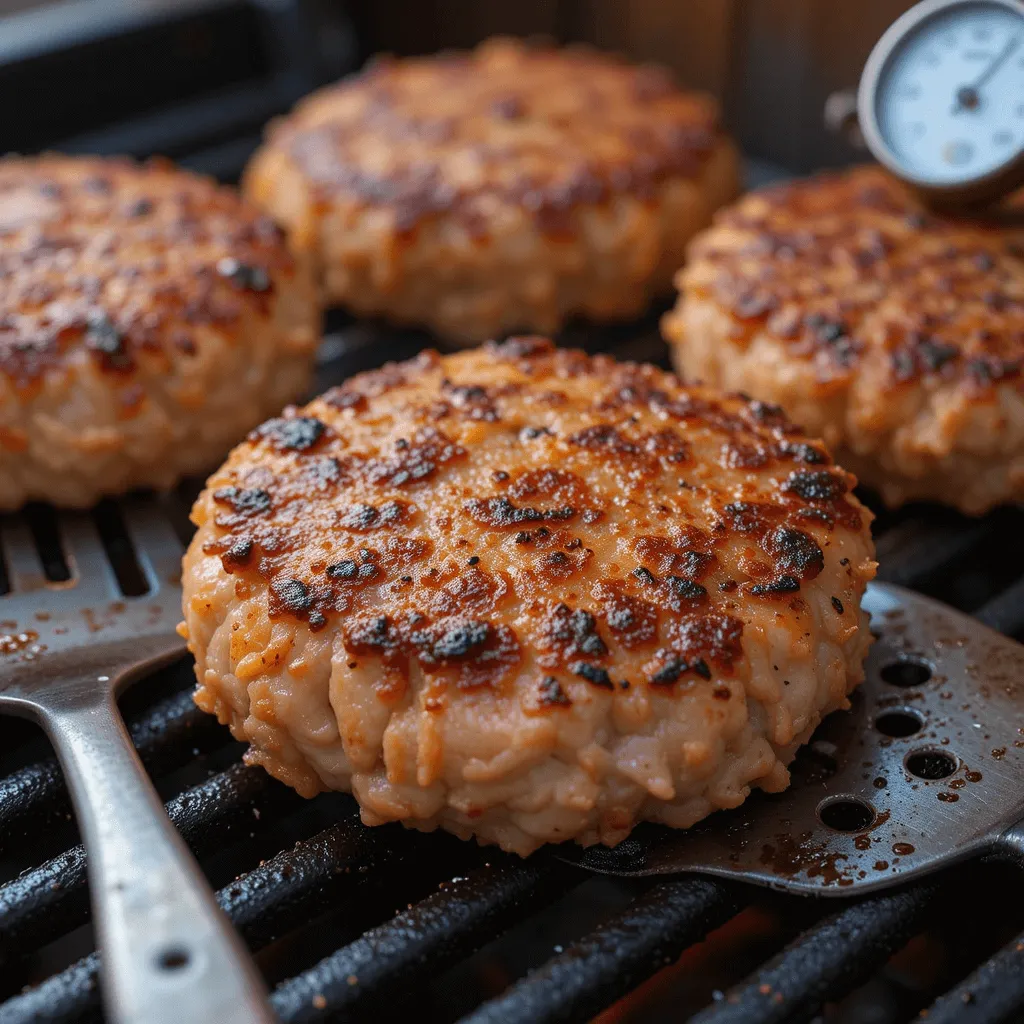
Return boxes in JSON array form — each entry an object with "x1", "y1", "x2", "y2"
[
  {"x1": 23, "y1": 505, "x2": 71, "y2": 585},
  {"x1": 91, "y1": 501, "x2": 149, "y2": 598}
]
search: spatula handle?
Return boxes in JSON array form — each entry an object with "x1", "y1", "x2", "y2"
[
  {"x1": 998, "y1": 819, "x2": 1024, "y2": 865},
  {"x1": 40, "y1": 689, "x2": 276, "y2": 1024}
]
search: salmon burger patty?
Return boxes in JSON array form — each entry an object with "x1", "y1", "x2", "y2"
[
  {"x1": 244, "y1": 37, "x2": 739, "y2": 344},
  {"x1": 182, "y1": 338, "x2": 876, "y2": 855},
  {"x1": 0, "y1": 155, "x2": 320, "y2": 510},
  {"x1": 664, "y1": 166, "x2": 1024, "y2": 514}
]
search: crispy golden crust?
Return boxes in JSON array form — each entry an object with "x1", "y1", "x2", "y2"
[
  {"x1": 0, "y1": 155, "x2": 297, "y2": 384},
  {"x1": 244, "y1": 38, "x2": 738, "y2": 342},
  {"x1": 0, "y1": 155, "x2": 321, "y2": 508},
  {"x1": 665, "y1": 167, "x2": 1024, "y2": 513},
  {"x1": 676, "y1": 166, "x2": 1024, "y2": 389},
  {"x1": 191, "y1": 338, "x2": 870, "y2": 697},
  {"x1": 256, "y1": 40, "x2": 723, "y2": 234}
]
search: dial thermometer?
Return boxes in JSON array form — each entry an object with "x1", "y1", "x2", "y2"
[{"x1": 858, "y1": 0, "x2": 1024, "y2": 207}]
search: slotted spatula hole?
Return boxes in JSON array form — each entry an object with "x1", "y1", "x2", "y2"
[
  {"x1": 23, "y1": 504, "x2": 72, "y2": 583},
  {"x1": 817, "y1": 796, "x2": 876, "y2": 832},
  {"x1": 93, "y1": 500, "x2": 150, "y2": 597},
  {"x1": 906, "y1": 749, "x2": 958, "y2": 780}
]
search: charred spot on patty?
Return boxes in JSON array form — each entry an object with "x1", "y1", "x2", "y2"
[
  {"x1": 465, "y1": 496, "x2": 576, "y2": 527},
  {"x1": 569, "y1": 660, "x2": 614, "y2": 690},
  {"x1": 763, "y1": 526, "x2": 824, "y2": 581},
  {"x1": 323, "y1": 387, "x2": 368, "y2": 413},
  {"x1": 776, "y1": 440, "x2": 829, "y2": 465},
  {"x1": 783, "y1": 470, "x2": 848, "y2": 503},
  {"x1": 216, "y1": 257, "x2": 272, "y2": 293},
  {"x1": 719, "y1": 501, "x2": 781, "y2": 535},
  {"x1": 84, "y1": 312, "x2": 132, "y2": 371},
  {"x1": 594, "y1": 582, "x2": 659, "y2": 649},
  {"x1": 337, "y1": 500, "x2": 410, "y2": 531},
  {"x1": 365, "y1": 427, "x2": 466, "y2": 487},
  {"x1": 220, "y1": 537, "x2": 255, "y2": 572},
  {"x1": 634, "y1": 533, "x2": 715, "y2": 579},
  {"x1": 750, "y1": 575, "x2": 802, "y2": 596},
  {"x1": 666, "y1": 576, "x2": 708, "y2": 602},
  {"x1": 251, "y1": 415, "x2": 327, "y2": 453},
  {"x1": 269, "y1": 576, "x2": 312, "y2": 615},
  {"x1": 538, "y1": 602, "x2": 608, "y2": 662},
  {"x1": 440, "y1": 379, "x2": 500, "y2": 421},
  {"x1": 648, "y1": 652, "x2": 712, "y2": 686},
  {"x1": 535, "y1": 675, "x2": 572, "y2": 708},
  {"x1": 345, "y1": 614, "x2": 399, "y2": 652},
  {"x1": 212, "y1": 486, "x2": 272, "y2": 518},
  {"x1": 568, "y1": 424, "x2": 641, "y2": 456},
  {"x1": 664, "y1": 612, "x2": 744, "y2": 672},
  {"x1": 412, "y1": 618, "x2": 491, "y2": 661}
]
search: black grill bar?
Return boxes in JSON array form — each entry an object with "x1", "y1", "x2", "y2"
[
  {"x1": 689, "y1": 883, "x2": 937, "y2": 1024},
  {"x1": 1, "y1": 812, "x2": 463, "y2": 1024},
  {"x1": 922, "y1": 929, "x2": 1024, "y2": 1024},
  {"x1": 217, "y1": 809, "x2": 438, "y2": 950},
  {"x1": 0, "y1": 685, "x2": 224, "y2": 857},
  {"x1": 0, "y1": 954, "x2": 99, "y2": 1024},
  {"x1": 461, "y1": 878, "x2": 741, "y2": 1024},
  {"x1": 0, "y1": 763, "x2": 292, "y2": 960},
  {"x1": 272, "y1": 860, "x2": 572, "y2": 1023}
]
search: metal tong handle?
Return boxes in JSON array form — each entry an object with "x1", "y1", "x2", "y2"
[{"x1": 39, "y1": 685, "x2": 276, "y2": 1024}]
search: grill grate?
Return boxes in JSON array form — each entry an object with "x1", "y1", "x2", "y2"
[{"x1": 2, "y1": 318, "x2": 1024, "y2": 1024}]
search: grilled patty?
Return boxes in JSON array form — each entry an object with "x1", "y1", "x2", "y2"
[
  {"x1": 664, "y1": 166, "x2": 1024, "y2": 514},
  {"x1": 244, "y1": 37, "x2": 739, "y2": 344},
  {"x1": 0, "y1": 155, "x2": 320, "y2": 510},
  {"x1": 182, "y1": 338, "x2": 876, "y2": 855}
]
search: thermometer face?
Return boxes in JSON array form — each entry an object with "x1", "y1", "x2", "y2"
[{"x1": 859, "y1": 0, "x2": 1024, "y2": 203}]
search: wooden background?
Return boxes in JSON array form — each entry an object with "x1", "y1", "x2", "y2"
[{"x1": 355, "y1": 0, "x2": 920, "y2": 172}]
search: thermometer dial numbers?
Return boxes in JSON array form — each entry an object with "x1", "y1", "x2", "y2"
[{"x1": 859, "y1": 0, "x2": 1024, "y2": 207}]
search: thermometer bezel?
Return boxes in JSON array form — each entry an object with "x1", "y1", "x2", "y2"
[{"x1": 857, "y1": 0, "x2": 1024, "y2": 208}]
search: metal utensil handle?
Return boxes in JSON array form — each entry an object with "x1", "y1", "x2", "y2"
[
  {"x1": 40, "y1": 688, "x2": 276, "y2": 1024},
  {"x1": 998, "y1": 818, "x2": 1024, "y2": 866}
]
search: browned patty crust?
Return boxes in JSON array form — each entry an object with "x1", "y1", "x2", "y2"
[
  {"x1": 664, "y1": 166, "x2": 1024, "y2": 513},
  {"x1": 244, "y1": 38, "x2": 739, "y2": 342},
  {"x1": 0, "y1": 155, "x2": 320, "y2": 509},
  {"x1": 183, "y1": 338, "x2": 876, "y2": 854}
]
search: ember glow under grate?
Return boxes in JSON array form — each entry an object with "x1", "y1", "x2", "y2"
[{"x1": 2, "y1": 319, "x2": 1024, "y2": 1024}]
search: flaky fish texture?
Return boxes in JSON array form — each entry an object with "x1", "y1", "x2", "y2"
[{"x1": 183, "y1": 338, "x2": 876, "y2": 855}]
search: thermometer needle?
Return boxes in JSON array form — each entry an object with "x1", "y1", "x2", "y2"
[{"x1": 952, "y1": 32, "x2": 1021, "y2": 113}]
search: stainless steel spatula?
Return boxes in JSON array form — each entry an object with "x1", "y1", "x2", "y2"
[
  {"x1": 0, "y1": 500, "x2": 275, "y2": 1024},
  {"x1": 560, "y1": 583, "x2": 1024, "y2": 895}
]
